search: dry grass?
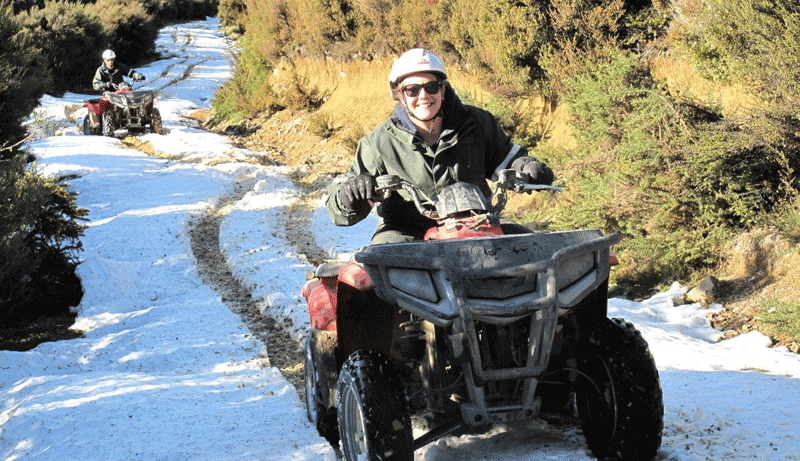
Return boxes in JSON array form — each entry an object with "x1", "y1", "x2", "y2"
[{"x1": 651, "y1": 54, "x2": 758, "y2": 118}]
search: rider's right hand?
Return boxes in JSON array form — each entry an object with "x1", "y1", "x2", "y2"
[
  {"x1": 511, "y1": 156, "x2": 555, "y2": 186},
  {"x1": 338, "y1": 175, "x2": 375, "y2": 212}
]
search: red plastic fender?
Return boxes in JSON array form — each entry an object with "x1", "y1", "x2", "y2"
[
  {"x1": 338, "y1": 262, "x2": 371, "y2": 290},
  {"x1": 424, "y1": 222, "x2": 504, "y2": 240},
  {"x1": 609, "y1": 247, "x2": 620, "y2": 267},
  {"x1": 302, "y1": 277, "x2": 338, "y2": 331},
  {"x1": 83, "y1": 99, "x2": 113, "y2": 115}
]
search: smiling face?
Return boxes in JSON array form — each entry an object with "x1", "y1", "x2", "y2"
[
  {"x1": 104, "y1": 58, "x2": 115, "y2": 69},
  {"x1": 398, "y1": 72, "x2": 443, "y2": 123}
]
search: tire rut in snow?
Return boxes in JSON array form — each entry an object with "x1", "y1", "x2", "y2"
[
  {"x1": 284, "y1": 175, "x2": 332, "y2": 268},
  {"x1": 188, "y1": 193, "x2": 305, "y2": 396}
]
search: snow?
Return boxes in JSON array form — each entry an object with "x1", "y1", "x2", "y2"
[{"x1": 3, "y1": 17, "x2": 800, "y2": 461}]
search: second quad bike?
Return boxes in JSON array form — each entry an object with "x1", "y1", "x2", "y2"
[
  {"x1": 301, "y1": 170, "x2": 664, "y2": 460},
  {"x1": 83, "y1": 82, "x2": 162, "y2": 136}
]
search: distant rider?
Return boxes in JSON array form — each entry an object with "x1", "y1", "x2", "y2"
[
  {"x1": 92, "y1": 49, "x2": 146, "y2": 92},
  {"x1": 88, "y1": 49, "x2": 146, "y2": 129}
]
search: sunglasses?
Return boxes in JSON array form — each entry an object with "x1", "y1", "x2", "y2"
[{"x1": 401, "y1": 81, "x2": 443, "y2": 98}]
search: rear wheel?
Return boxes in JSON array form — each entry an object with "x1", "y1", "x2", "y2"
[
  {"x1": 337, "y1": 350, "x2": 413, "y2": 461},
  {"x1": 576, "y1": 318, "x2": 663, "y2": 460},
  {"x1": 150, "y1": 108, "x2": 162, "y2": 134},
  {"x1": 83, "y1": 116, "x2": 92, "y2": 135},
  {"x1": 102, "y1": 112, "x2": 115, "y2": 137}
]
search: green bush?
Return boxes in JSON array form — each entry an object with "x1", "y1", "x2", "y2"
[
  {"x1": 14, "y1": 1, "x2": 105, "y2": 94},
  {"x1": 218, "y1": 0, "x2": 247, "y2": 32},
  {"x1": 142, "y1": 0, "x2": 218, "y2": 24},
  {"x1": 0, "y1": 3, "x2": 52, "y2": 151},
  {"x1": 88, "y1": 0, "x2": 158, "y2": 67},
  {"x1": 0, "y1": 155, "x2": 88, "y2": 323},
  {"x1": 672, "y1": 0, "x2": 800, "y2": 184},
  {"x1": 289, "y1": 0, "x2": 354, "y2": 54},
  {"x1": 536, "y1": 50, "x2": 793, "y2": 284},
  {"x1": 243, "y1": 0, "x2": 294, "y2": 61},
  {"x1": 212, "y1": 34, "x2": 281, "y2": 123}
]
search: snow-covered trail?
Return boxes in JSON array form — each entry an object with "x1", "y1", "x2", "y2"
[
  {"x1": 3, "y1": 16, "x2": 800, "y2": 461},
  {"x1": 2, "y1": 18, "x2": 334, "y2": 461}
]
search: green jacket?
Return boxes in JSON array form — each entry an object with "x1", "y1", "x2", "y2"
[
  {"x1": 326, "y1": 83, "x2": 530, "y2": 238},
  {"x1": 92, "y1": 62, "x2": 136, "y2": 92}
]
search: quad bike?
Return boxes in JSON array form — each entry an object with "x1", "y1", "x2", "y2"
[
  {"x1": 301, "y1": 170, "x2": 664, "y2": 461},
  {"x1": 83, "y1": 82, "x2": 162, "y2": 136}
]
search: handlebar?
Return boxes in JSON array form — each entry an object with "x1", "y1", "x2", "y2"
[
  {"x1": 374, "y1": 170, "x2": 561, "y2": 197},
  {"x1": 372, "y1": 169, "x2": 561, "y2": 220}
]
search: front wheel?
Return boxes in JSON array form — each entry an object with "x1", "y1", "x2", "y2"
[
  {"x1": 304, "y1": 332, "x2": 338, "y2": 446},
  {"x1": 150, "y1": 108, "x2": 162, "y2": 134},
  {"x1": 576, "y1": 317, "x2": 663, "y2": 461},
  {"x1": 337, "y1": 350, "x2": 413, "y2": 461},
  {"x1": 102, "y1": 112, "x2": 115, "y2": 137}
]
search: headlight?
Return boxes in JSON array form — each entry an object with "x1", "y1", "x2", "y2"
[{"x1": 387, "y1": 268, "x2": 439, "y2": 303}]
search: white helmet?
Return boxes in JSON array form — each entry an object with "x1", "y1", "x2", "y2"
[
  {"x1": 389, "y1": 49, "x2": 447, "y2": 90},
  {"x1": 102, "y1": 49, "x2": 116, "y2": 60}
]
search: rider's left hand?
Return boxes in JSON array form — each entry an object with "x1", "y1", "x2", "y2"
[
  {"x1": 133, "y1": 72, "x2": 146, "y2": 81},
  {"x1": 512, "y1": 156, "x2": 554, "y2": 185}
]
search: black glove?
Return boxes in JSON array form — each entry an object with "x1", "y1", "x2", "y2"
[
  {"x1": 132, "y1": 72, "x2": 145, "y2": 81},
  {"x1": 511, "y1": 156, "x2": 554, "y2": 185},
  {"x1": 337, "y1": 175, "x2": 376, "y2": 211}
]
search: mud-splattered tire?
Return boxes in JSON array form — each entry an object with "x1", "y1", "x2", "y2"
[
  {"x1": 304, "y1": 333, "x2": 339, "y2": 446},
  {"x1": 102, "y1": 112, "x2": 115, "y2": 137},
  {"x1": 83, "y1": 116, "x2": 93, "y2": 135},
  {"x1": 304, "y1": 335, "x2": 322, "y2": 426},
  {"x1": 576, "y1": 317, "x2": 663, "y2": 461},
  {"x1": 337, "y1": 350, "x2": 413, "y2": 461},
  {"x1": 150, "y1": 108, "x2": 162, "y2": 134}
]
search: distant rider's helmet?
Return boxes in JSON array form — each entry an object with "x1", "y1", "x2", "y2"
[
  {"x1": 389, "y1": 49, "x2": 448, "y2": 99},
  {"x1": 102, "y1": 49, "x2": 116, "y2": 60}
]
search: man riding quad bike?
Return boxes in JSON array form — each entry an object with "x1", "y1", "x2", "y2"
[{"x1": 84, "y1": 49, "x2": 160, "y2": 135}]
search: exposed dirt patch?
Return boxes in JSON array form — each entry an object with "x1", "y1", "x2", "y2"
[
  {"x1": 0, "y1": 313, "x2": 83, "y2": 352},
  {"x1": 709, "y1": 229, "x2": 800, "y2": 353}
]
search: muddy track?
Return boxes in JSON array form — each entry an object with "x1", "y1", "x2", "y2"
[
  {"x1": 188, "y1": 189, "x2": 307, "y2": 396},
  {"x1": 284, "y1": 172, "x2": 334, "y2": 268},
  {"x1": 187, "y1": 171, "x2": 333, "y2": 405}
]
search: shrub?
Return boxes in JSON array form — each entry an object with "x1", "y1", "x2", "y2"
[
  {"x1": 0, "y1": 3, "x2": 51, "y2": 152},
  {"x1": 0, "y1": 155, "x2": 88, "y2": 323},
  {"x1": 88, "y1": 0, "x2": 158, "y2": 66},
  {"x1": 288, "y1": 0, "x2": 354, "y2": 54},
  {"x1": 534, "y1": 49, "x2": 794, "y2": 284},
  {"x1": 438, "y1": 0, "x2": 551, "y2": 93},
  {"x1": 218, "y1": 0, "x2": 247, "y2": 32},
  {"x1": 212, "y1": 34, "x2": 281, "y2": 123},
  {"x1": 308, "y1": 111, "x2": 337, "y2": 138},
  {"x1": 243, "y1": 0, "x2": 294, "y2": 61},
  {"x1": 670, "y1": 0, "x2": 800, "y2": 189},
  {"x1": 142, "y1": 0, "x2": 218, "y2": 24},
  {"x1": 14, "y1": 1, "x2": 106, "y2": 94}
]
